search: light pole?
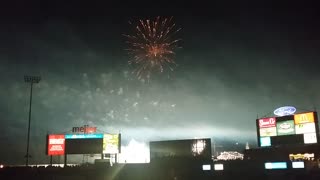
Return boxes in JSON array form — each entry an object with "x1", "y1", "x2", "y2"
[{"x1": 24, "y1": 75, "x2": 41, "y2": 166}]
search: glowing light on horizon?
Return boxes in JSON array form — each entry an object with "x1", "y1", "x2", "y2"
[{"x1": 118, "y1": 139, "x2": 150, "y2": 163}]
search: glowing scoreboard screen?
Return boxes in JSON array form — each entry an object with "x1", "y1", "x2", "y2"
[{"x1": 256, "y1": 112, "x2": 319, "y2": 147}]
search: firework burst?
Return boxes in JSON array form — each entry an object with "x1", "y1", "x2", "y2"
[{"x1": 124, "y1": 16, "x2": 181, "y2": 81}]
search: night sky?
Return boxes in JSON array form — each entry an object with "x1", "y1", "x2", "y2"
[{"x1": 1, "y1": 1, "x2": 320, "y2": 164}]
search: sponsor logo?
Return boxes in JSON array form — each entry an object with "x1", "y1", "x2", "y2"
[
  {"x1": 294, "y1": 112, "x2": 314, "y2": 124},
  {"x1": 103, "y1": 134, "x2": 120, "y2": 154},
  {"x1": 277, "y1": 120, "x2": 295, "y2": 135},
  {"x1": 49, "y1": 139, "x2": 64, "y2": 144},
  {"x1": 274, "y1": 106, "x2": 296, "y2": 116},
  {"x1": 289, "y1": 153, "x2": 314, "y2": 160},
  {"x1": 259, "y1": 127, "x2": 277, "y2": 137},
  {"x1": 72, "y1": 125, "x2": 97, "y2": 133},
  {"x1": 304, "y1": 133, "x2": 317, "y2": 144},
  {"x1": 259, "y1": 118, "x2": 276, "y2": 128},
  {"x1": 48, "y1": 135, "x2": 65, "y2": 155},
  {"x1": 279, "y1": 123, "x2": 291, "y2": 130},
  {"x1": 295, "y1": 123, "x2": 316, "y2": 134}
]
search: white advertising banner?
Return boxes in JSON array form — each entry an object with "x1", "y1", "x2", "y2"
[
  {"x1": 259, "y1": 127, "x2": 277, "y2": 137},
  {"x1": 303, "y1": 133, "x2": 317, "y2": 144},
  {"x1": 295, "y1": 122, "x2": 316, "y2": 134}
]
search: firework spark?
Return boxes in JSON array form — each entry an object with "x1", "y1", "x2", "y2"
[{"x1": 124, "y1": 16, "x2": 181, "y2": 81}]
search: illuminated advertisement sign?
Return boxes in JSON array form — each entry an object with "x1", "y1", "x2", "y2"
[
  {"x1": 72, "y1": 125, "x2": 97, "y2": 133},
  {"x1": 103, "y1": 134, "x2": 120, "y2": 154},
  {"x1": 303, "y1": 133, "x2": 317, "y2": 144},
  {"x1": 65, "y1": 134, "x2": 103, "y2": 139},
  {"x1": 292, "y1": 162, "x2": 305, "y2": 169},
  {"x1": 202, "y1": 164, "x2": 211, "y2": 171},
  {"x1": 47, "y1": 134, "x2": 65, "y2": 155},
  {"x1": 273, "y1": 106, "x2": 296, "y2": 116},
  {"x1": 295, "y1": 122, "x2": 316, "y2": 134},
  {"x1": 214, "y1": 164, "x2": 224, "y2": 171},
  {"x1": 265, "y1": 162, "x2": 287, "y2": 169},
  {"x1": 259, "y1": 127, "x2": 277, "y2": 137},
  {"x1": 260, "y1": 137, "x2": 271, "y2": 147},
  {"x1": 294, "y1": 112, "x2": 314, "y2": 124},
  {"x1": 289, "y1": 153, "x2": 314, "y2": 161},
  {"x1": 276, "y1": 120, "x2": 295, "y2": 136},
  {"x1": 258, "y1": 118, "x2": 276, "y2": 128}
]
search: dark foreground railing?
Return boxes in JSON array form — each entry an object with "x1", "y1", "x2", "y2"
[{"x1": 1, "y1": 160, "x2": 320, "y2": 180}]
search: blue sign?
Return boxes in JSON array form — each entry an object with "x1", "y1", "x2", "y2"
[
  {"x1": 260, "y1": 137, "x2": 271, "y2": 147},
  {"x1": 273, "y1": 106, "x2": 296, "y2": 116},
  {"x1": 265, "y1": 162, "x2": 287, "y2": 169},
  {"x1": 65, "y1": 134, "x2": 103, "y2": 139}
]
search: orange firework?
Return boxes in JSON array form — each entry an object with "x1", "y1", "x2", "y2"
[{"x1": 124, "y1": 16, "x2": 181, "y2": 81}]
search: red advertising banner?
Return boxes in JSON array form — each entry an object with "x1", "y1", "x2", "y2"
[
  {"x1": 258, "y1": 117, "x2": 276, "y2": 128},
  {"x1": 48, "y1": 134, "x2": 65, "y2": 155}
]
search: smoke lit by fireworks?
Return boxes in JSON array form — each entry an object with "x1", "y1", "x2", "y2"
[{"x1": 124, "y1": 16, "x2": 181, "y2": 81}]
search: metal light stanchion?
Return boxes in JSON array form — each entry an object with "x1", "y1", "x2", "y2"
[{"x1": 24, "y1": 75, "x2": 41, "y2": 166}]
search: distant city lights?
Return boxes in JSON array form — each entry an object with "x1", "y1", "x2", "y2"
[{"x1": 216, "y1": 151, "x2": 244, "y2": 160}]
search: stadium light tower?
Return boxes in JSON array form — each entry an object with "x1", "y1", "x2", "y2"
[{"x1": 24, "y1": 75, "x2": 41, "y2": 166}]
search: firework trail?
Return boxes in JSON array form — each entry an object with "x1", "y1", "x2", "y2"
[{"x1": 124, "y1": 16, "x2": 181, "y2": 81}]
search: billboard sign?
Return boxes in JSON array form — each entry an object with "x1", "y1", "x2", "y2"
[
  {"x1": 292, "y1": 162, "x2": 305, "y2": 169},
  {"x1": 274, "y1": 106, "x2": 296, "y2": 116},
  {"x1": 289, "y1": 153, "x2": 314, "y2": 161},
  {"x1": 295, "y1": 122, "x2": 316, "y2": 134},
  {"x1": 260, "y1": 137, "x2": 271, "y2": 147},
  {"x1": 265, "y1": 162, "x2": 287, "y2": 169},
  {"x1": 47, "y1": 134, "x2": 65, "y2": 155},
  {"x1": 259, "y1": 118, "x2": 276, "y2": 128},
  {"x1": 294, "y1": 112, "x2": 315, "y2": 124},
  {"x1": 202, "y1": 164, "x2": 211, "y2": 171},
  {"x1": 259, "y1": 127, "x2": 277, "y2": 137},
  {"x1": 65, "y1": 134, "x2": 103, "y2": 139},
  {"x1": 303, "y1": 133, "x2": 317, "y2": 144},
  {"x1": 214, "y1": 164, "x2": 224, "y2": 171},
  {"x1": 103, "y1": 134, "x2": 120, "y2": 154},
  {"x1": 276, "y1": 120, "x2": 295, "y2": 136}
]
